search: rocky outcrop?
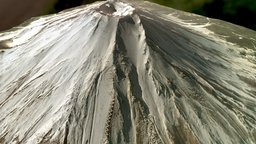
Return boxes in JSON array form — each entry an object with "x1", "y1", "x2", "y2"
[{"x1": 0, "y1": 1, "x2": 255, "y2": 143}]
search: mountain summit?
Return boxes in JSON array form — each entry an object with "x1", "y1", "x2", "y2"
[{"x1": 0, "y1": 1, "x2": 256, "y2": 144}]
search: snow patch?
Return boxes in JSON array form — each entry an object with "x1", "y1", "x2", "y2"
[{"x1": 113, "y1": 2, "x2": 135, "y2": 16}]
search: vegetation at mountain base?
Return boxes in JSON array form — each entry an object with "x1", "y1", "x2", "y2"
[{"x1": 50, "y1": 0, "x2": 256, "y2": 30}]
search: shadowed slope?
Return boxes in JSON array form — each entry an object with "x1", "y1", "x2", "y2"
[{"x1": 0, "y1": 1, "x2": 255, "y2": 144}]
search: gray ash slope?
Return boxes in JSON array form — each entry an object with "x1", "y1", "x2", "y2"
[{"x1": 0, "y1": 1, "x2": 256, "y2": 144}]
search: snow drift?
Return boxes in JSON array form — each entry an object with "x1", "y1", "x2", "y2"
[{"x1": 0, "y1": 1, "x2": 256, "y2": 144}]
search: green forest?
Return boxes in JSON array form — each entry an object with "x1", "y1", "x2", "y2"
[
  {"x1": 151, "y1": 0, "x2": 256, "y2": 30},
  {"x1": 51, "y1": 0, "x2": 256, "y2": 30}
]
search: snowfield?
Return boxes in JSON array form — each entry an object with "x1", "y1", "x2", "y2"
[{"x1": 0, "y1": 1, "x2": 256, "y2": 144}]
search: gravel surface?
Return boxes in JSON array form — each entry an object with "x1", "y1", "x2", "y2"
[{"x1": 0, "y1": 1, "x2": 256, "y2": 143}]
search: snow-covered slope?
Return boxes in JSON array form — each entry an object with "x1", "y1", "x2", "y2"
[{"x1": 0, "y1": 1, "x2": 256, "y2": 144}]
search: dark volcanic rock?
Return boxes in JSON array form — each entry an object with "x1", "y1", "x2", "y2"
[{"x1": 0, "y1": 1, "x2": 255, "y2": 144}]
